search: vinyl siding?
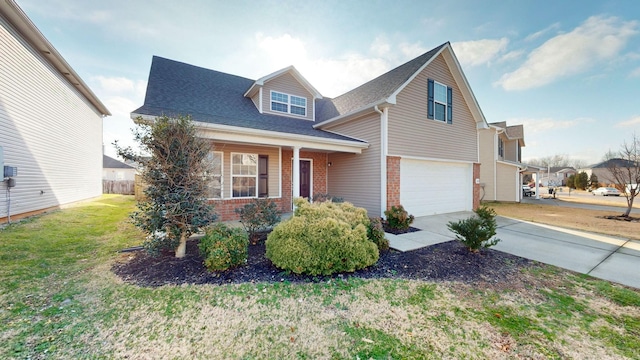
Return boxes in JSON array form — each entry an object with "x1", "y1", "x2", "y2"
[
  {"x1": 496, "y1": 162, "x2": 519, "y2": 202},
  {"x1": 388, "y1": 54, "x2": 477, "y2": 162},
  {"x1": 0, "y1": 15, "x2": 103, "y2": 220},
  {"x1": 209, "y1": 142, "x2": 280, "y2": 199},
  {"x1": 504, "y1": 139, "x2": 518, "y2": 162},
  {"x1": 325, "y1": 112, "x2": 381, "y2": 216},
  {"x1": 261, "y1": 72, "x2": 314, "y2": 121},
  {"x1": 478, "y1": 128, "x2": 496, "y2": 201}
]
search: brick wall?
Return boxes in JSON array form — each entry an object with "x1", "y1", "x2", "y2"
[
  {"x1": 386, "y1": 156, "x2": 401, "y2": 210},
  {"x1": 211, "y1": 198, "x2": 290, "y2": 221}
]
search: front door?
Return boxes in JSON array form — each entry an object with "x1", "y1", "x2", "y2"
[{"x1": 299, "y1": 160, "x2": 311, "y2": 199}]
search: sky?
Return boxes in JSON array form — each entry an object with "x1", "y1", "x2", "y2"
[{"x1": 15, "y1": 0, "x2": 640, "y2": 166}]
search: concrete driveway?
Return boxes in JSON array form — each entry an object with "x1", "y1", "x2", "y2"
[{"x1": 386, "y1": 213, "x2": 640, "y2": 289}]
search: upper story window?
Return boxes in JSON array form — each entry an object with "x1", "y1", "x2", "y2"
[
  {"x1": 498, "y1": 137, "x2": 504, "y2": 158},
  {"x1": 427, "y1": 79, "x2": 452, "y2": 124},
  {"x1": 271, "y1": 91, "x2": 306, "y2": 117}
]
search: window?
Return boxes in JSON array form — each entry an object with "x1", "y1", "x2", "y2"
[
  {"x1": 271, "y1": 91, "x2": 306, "y2": 116},
  {"x1": 427, "y1": 79, "x2": 452, "y2": 124},
  {"x1": 232, "y1": 153, "x2": 257, "y2": 197},
  {"x1": 498, "y1": 138, "x2": 504, "y2": 158},
  {"x1": 205, "y1": 151, "x2": 223, "y2": 199}
]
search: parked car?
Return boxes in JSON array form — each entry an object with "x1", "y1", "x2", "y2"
[
  {"x1": 522, "y1": 185, "x2": 534, "y2": 197},
  {"x1": 592, "y1": 187, "x2": 620, "y2": 196}
]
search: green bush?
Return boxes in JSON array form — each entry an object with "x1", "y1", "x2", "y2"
[
  {"x1": 384, "y1": 205, "x2": 415, "y2": 230},
  {"x1": 447, "y1": 206, "x2": 500, "y2": 252},
  {"x1": 368, "y1": 217, "x2": 389, "y2": 252},
  {"x1": 312, "y1": 193, "x2": 344, "y2": 203},
  {"x1": 198, "y1": 223, "x2": 249, "y2": 272},
  {"x1": 265, "y1": 198, "x2": 379, "y2": 275},
  {"x1": 235, "y1": 198, "x2": 281, "y2": 242}
]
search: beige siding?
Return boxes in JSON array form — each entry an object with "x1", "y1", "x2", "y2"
[
  {"x1": 496, "y1": 162, "x2": 519, "y2": 202},
  {"x1": 210, "y1": 142, "x2": 280, "y2": 199},
  {"x1": 388, "y1": 54, "x2": 477, "y2": 161},
  {"x1": 325, "y1": 113, "x2": 381, "y2": 216},
  {"x1": 478, "y1": 129, "x2": 496, "y2": 201},
  {"x1": 250, "y1": 91, "x2": 260, "y2": 111},
  {"x1": 261, "y1": 72, "x2": 314, "y2": 121},
  {"x1": 0, "y1": 16, "x2": 103, "y2": 220},
  {"x1": 504, "y1": 139, "x2": 518, "y2": 162}
]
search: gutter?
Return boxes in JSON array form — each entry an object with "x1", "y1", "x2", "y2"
[{"x1": 374, "y1": 105, "x2": 388, "y2": 218}]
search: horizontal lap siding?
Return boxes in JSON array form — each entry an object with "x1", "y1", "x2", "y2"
[
  {"x1": 478, "y1": 129, "x2": 496, "y2": 201},
  {"x1": 496, "y1": 163, "x2": 518, "y2": 202},
  {"x1": 0, "y1": 16, "x2": 103, "y2": 220},
  {"x1": 388, "y1": 54, "x2": 477, "y2": 162},
  {"x1": 209, "y1": 142, "x2": 280, "y2": 199},
  {"x1": 326, "y1": 113, "x2": 381, "y2": 217},
  {"x1": 261, "y1": 73, "x2": 314, "y2": 121}
]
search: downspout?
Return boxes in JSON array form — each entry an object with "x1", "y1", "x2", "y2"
[
  {"x1": 494, "y1": 128, "x2": 505, "y2": 201},
  {"x1": 375, "y1": 105, "x2": 387, "y2": 219}
]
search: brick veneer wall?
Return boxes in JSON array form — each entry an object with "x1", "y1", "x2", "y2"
[
  {"x1": 212, "y1": 150, "x2": 328, "y2": 221},
  {"x1": 473, "y1": 162, "x2": 480, "y2": 210},
  {"x1": 386, "y1": 156, "x2": 401, "y2": 210}
]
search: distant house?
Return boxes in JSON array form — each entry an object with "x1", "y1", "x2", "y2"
[
  {"x1": 0, "y1": 1, "x2": 110, "y2": 223},
  {"x1": 478, "y1": 121, "x2": 528, "y2": 202},
  {"x1": 580, "y1": 158, "x2": 638, "y2": 187},
  {"x1": 133, "y1": 42, "x2": 489, "y2": 220},
  {"x1": 103, "y1": 155, "x2": 136, "y2": 181},
  {"x1": 532, "y1": 167, "x2": 577, "y2": 187}
]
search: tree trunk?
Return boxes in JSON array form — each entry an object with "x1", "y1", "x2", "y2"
[{"x1": 175, "y1": 231, "x2": 187, "y2": 258}]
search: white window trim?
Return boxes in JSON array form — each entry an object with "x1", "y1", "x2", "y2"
[
  {"x1": 231, "y1": 152, "x2": 259, "y2": 198},
  {"x1": 270, "y1": 90, "x2": 307, "y2": 117},
  {"x1": 433, "y1": 80, "x2": 448, "y2": 122},
  {"x1": 207, "y1": 151, "x2": 224, "y2": 200}
]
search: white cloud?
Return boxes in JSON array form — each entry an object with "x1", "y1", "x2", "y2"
[
  {"x1": 509, "y1": 117, "x2": 593, "y2": 133},
  {"x1": 398, "y1": 42, "x2": 427, "y2": 59},
  {"x1": 499, "y1": 50, "x2": 525, "y2": 63},
  {"x1": 630, "y1": 67, "x2": 640, "y2": 78},
  {"x1": 451, "y1": 38, "x2": 509, "y2": 67},
  {"x1": 616, "y1": 116, "x2": 640, "y2": 127},
  {"x1": 370, "y1": 36, "x2": 391, "y2": 57},
  {"x1": 524, "y1": 22, "x2": 560, "y2": 42},
  {"x1": 497, "y1": 16, "x2": 639, "y2": 91}
]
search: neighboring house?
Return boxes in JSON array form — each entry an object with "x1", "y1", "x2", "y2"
[
  {"x1": 478, "y1": 121, "x2": 527, "y2": 202},
  {"x1": 0, "y1": 1, "x2": 110, "y2": 224},
  {"x1": 103, "y1": 155, "x2": 136, "y2": 181},
  {"x1": 580, "y1": 158, "x2": 637, "y2": 187},
  {"x1": 132, "y1": 42, "x2": 488, "y2": 220},
  {"x1": 532, "y1": 167, "x2": 576, "y2": 187}
]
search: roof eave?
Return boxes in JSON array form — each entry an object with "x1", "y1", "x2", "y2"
[{"x1": 313, "y1": 99, "x2": 394, "y2": 129}]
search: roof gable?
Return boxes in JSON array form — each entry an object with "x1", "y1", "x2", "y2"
[
  {"x1": 103, "y1": 155, "x2": 134, "y2": 169},
  {"x1": 244, "y1": 66, "x2": 322, "y2": 99}
]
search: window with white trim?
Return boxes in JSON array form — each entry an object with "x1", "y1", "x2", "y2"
[
  {"x1": 427, "y1": 79, "x2": 452, "y2": 124},
  {"x1": 231, "y1": 153, "x2": 257, "y2": 197},
  {"x1": 205, "y1": 151, "x2": 223, "y2": 199},
  {"x1": 270, "y1": 91, "x2": 307, "y2": 116},
  {"x1": 434, "y1": 82, "x2": 447, "y2": 121}
]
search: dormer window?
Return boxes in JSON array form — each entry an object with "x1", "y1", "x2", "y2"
[{"x1": 271, "y1": 91, "x2": 306, "y2": 116}]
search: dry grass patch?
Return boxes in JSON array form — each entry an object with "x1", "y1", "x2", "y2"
[{"x1": 488, "y1": 202, "x2": 640, "y2": 240}]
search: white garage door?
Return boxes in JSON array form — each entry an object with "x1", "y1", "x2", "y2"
[{"x1": 400, "y1": 159, "x2": 472, "y2": 217}]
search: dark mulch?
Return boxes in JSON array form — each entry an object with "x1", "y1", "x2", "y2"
[
  {"x1": 600, "y1": 215, "x2": 640, "y2": 222},
  {"x1": 112, "y1": 237, "x2": 536, "y2": 288},
  {"x1": 381, "y1": 224, "x2": 421, "y2": 235}
]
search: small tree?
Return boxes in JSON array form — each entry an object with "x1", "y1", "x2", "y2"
[
  {"x1": 604, "y1": 134, "x2": 640, "y2": 217},
  {"x1": 589, "y1": 173, "x2": 599, "y2": 190},
  {"x1": 575, "y1": 171, "x2": 589, "y2": 190},
  {"x1": 116, "y1": 114, "x2": 216, "y2": 257},
  {"x1": 566, "y1": 174, "x2": 576, "y2": 189}
]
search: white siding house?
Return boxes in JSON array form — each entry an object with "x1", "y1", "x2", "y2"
[{"x1": 0, "y1": 1, "x2": 110, "y2": 223}]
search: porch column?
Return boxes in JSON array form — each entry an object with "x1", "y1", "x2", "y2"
[
  {"x1": 292, "y1": 146, "x2": 300, "y2": 199},
  {"x1": 535, "y1": 171, "x2": 540, "y2": 199}
]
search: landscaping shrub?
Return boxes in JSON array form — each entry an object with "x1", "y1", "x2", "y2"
[
  {"x1": 265, "y1": 198, "x2": 379, "y2": 275},
  {"x1": 447, "y1": 206, "x2": 500, "y2": 252},
  {"x1": 198, "y1": 223, "x2": 249, "y2": 272},
  {"x1": 235, "y1": 198, "x2": 281, "y2": 243},
  {"x1": 384, "y1": 205, "x2": 415, "y2": 230},
  {"x1": 368, "y1": 217, "x2": 389, "y2": 252},
  {"x1": 312, "y1": 193, "x2": 344, "y2": 203}
]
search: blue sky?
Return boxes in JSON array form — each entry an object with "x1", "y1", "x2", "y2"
[{"x1": 17, "y1": 0, "x2": 640, "y2": 165}]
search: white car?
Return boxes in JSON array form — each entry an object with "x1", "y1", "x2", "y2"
[{"x1": 592, "y1": 187, "x2": 620, "y2": 196}]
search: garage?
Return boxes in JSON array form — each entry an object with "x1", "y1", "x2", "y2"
[{"x1": 400, "y1": 158, "x2": 472, "y2": 217}]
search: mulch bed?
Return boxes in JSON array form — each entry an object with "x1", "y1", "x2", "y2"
[
  {"x1": 112, "y1": 237, "x2": 536, "y2": 288},
  {"x1": 600, "y1": 215, "x2": 640, "y2": 222},
  {"x1": 381, "y1": 225, "x2": 421, "y2": 235}
]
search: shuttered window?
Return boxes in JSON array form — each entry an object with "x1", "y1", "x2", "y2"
[{"x1": 427, "y1": 79, "x2": 452, "y2": 124}]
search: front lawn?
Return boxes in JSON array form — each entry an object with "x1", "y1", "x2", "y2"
[{"x1": 1, "y1": 195, "x2": 639, "y2": 359}]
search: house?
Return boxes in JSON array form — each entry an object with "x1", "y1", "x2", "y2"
[
  {"x1": 103, "y1": 155, "x2": 136, "y2": 181},
  {"x1": 0, "y1": 0, "x2": 110, "y2": 224},
  {"x1": 532, "y1": 167, "x2": 577, "y2": 187},
  {"x1": 478, "y1": 121, "x2": 529, "y2": 202},
  {"x1": 132, "y1": 42, "x2": 489, "y2": 220},
  {"x1": 580, "y1": 158, "x2": 638, "y2": 187}
]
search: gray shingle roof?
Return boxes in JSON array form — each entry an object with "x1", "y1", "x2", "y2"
[
  {"x1": 132, "y1": 57, "x2": 363, "y2": 143},
  {"x1": 316, "y1": 42, "x2": 447, "y2": 121},
  {"x1": 103, "y1": 155, "x2": 134, "y2": 169}
]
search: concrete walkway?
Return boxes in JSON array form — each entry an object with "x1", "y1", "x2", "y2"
[{"x1": 386, "y1": 213, "x2": 640, "y2": 289}]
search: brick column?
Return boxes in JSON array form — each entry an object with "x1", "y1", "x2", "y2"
[
  {"x1": 386, "y1": 156, "x2": 401, "y2": 210},
  {"x1": 473, "y1": 162, "x2": 481, "y2": 210}
]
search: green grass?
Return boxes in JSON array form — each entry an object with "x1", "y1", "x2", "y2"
[{"x1": 1, "y1": 195, "x2": 639, "y2": 359}]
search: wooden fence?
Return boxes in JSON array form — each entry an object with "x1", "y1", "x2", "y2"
[
  {"x1": 134, "y1": 174, "x2": 147, "y2": 201},
  {"x1": 103, "y1": 180, "x2": 135, "y2": 195}
]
